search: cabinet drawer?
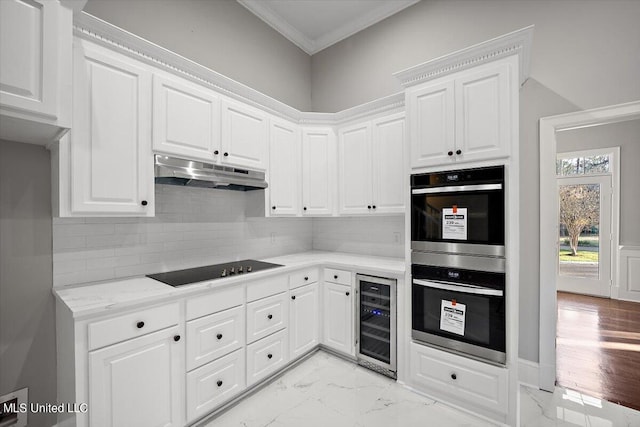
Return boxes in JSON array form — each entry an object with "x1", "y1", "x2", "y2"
[
  {"x1": 246, "y1": 329, "x2": 288, "y2": 387},
  {"x1": 246, "y1": 292, "x2": 288, "y2": 344},
  {"x1": 323, "y1": 268, "x2": 351, "y2": 286},
  {"x1": 186, "y1": 306, "x2": 245, "y2": 371},
  {"x1": 88, "y1": 303, "x2": 179, "y2": 351},
  {"x1": 289, "y1": 268, "x2": 319, "y2": 289},
  {"x1": 186, "y1": 348, "x2": 245, "y2": 422},
  {"x1": 186, "y1": 286, "x2": 243, "y2": 321},
  {"x1": 410, "y1": 342, "x2": 508, "y2": 414},
  {"x1": 246, "y1": 274, "x2": 288, "y2": 302}
]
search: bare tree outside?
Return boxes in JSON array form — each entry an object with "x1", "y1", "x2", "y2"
[{"x1": 559, "y1": 184, "x2": 599, "y2": 256}]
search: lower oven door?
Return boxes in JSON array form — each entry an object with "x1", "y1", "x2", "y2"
[{"x1": 412, "y1": 278, "x2": 506, "y2": 364}]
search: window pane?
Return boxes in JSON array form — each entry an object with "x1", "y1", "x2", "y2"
[
  {"x1": 560, "y1": 158, "x2": 583, "y2": 176},
  {"x1": 583, "y1": 155, "x2": 610, "y2": 174}
]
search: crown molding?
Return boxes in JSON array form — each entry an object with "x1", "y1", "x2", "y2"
[
  {"x1": 238, "y1": 0, "x2": 419, "y2": 55},
  {"x1": 72, "y1": 12, "x2": 404, "y2": 126},
  {"x1": 394, "y1": 25, "x2": 534, "y2": 88}
]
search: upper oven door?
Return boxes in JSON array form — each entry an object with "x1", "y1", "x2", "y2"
[{"x1": 411, "y1": 182, "x2": 504, "y2": 256}]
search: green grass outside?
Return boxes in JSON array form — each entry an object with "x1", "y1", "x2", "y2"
[
  {"x1": 559, "y1": 250, "x2": 599, "y2": 263},
  {"x1": 559, "y1": 236, "x2": 600, "y2": 247}
]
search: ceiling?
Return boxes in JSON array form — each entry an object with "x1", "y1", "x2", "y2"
[{"x1": 237, "y1": 0, "x2": 420, "y2": 55}]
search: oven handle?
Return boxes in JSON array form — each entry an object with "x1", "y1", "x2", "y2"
[
  {"x1": 413, "y1": 279, "x2": 504, "y2": 297},
  {"x1": 411, "y1": 183, "x2": 502, "y2": 194}
]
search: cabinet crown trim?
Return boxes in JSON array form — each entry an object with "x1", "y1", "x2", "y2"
[{"x1": 393, "y1": 25, "x2": 533, "y2": 88}]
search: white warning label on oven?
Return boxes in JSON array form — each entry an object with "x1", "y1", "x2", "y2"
[
  {"x1": 440, "y1": 300, "x2": 466, "y2": 336},
  {"x1": 442, "y1": 207, "x2": 467, "y2": 240}
]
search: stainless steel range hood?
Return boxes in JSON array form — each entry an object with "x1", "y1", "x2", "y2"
[{"x1": 154, "y1": 155, "x2": 267, "y2": 191}]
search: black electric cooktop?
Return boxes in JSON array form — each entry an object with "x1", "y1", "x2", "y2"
[{"x1": 147, "y1": 259, "x2": 283, "y2": 287}]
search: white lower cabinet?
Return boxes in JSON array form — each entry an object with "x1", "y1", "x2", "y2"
[
  {"x1": 289, "y1": 282, "x2": 319, "y2": 359},
  {"x1": 246, "y1": 329, "x2": 289, "y2": 387},
  {"x1": 322, "y1": 281, "x2": 354, "y2": 356},
  {"x1": 186, "y1": 348, "x2": 246, "y2": 422},
  {"x1": 409, "y1": 342, "x2": 508, "y2": 416},
  {"x1": 88, "y1": 326, "x2": 184, "y2": 427},
  {"x1": 246, "y1": 292, "x2": 288, "y2": 344}
]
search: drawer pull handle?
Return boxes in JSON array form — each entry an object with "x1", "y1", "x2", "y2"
[
  {"x1": 346, "y1": 291, "x2": 350, "y2": 296},
  {"x1": 217, "y1": 380, "x2": 223, "y2": 387},
  {"x1": 291, "y1": 295, "x2": 296, "y2": 300},
  {"x1": 267, "y1": 353, "x2": 273, "y2": 359},
  {"x1": 451, "y1": 373, "x2": 457, "y2": 380},
  {"x1": 136, "y1": 321, "x2": 145, "y2": 329},
  {"x1": 456, "y1": 149, "x2": 462, "y2": 155},
  {"x1": 173, "y1": 335, "x2": 181, "y2": 342},
  {"x1": 216, "y1": 333, "x2": 223, "y2": 340},
  {"x1": 267, "y1": 314, "x2": 273, "y2": 320},
  {"x1": 334, "y1": 275, "x2": 338, "y2": 279},
  {"x1": 141, "y1": 200, "x2": 148, "y2": 206},
  {"x1": 447, "y1": 151, "x2": 454, "y2": 156},
  {"x1": 304, "y1": 276, "x2": 309, "y2": 281}
]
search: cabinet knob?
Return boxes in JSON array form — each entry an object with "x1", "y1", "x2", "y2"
[
  {"x1": 447, "y1": 151, "x2": 454, "y2": 156},
  {"x1": 456, "y1": 149, "x2": 462, "y2": 155},
  {"x1": 272, "y1": 206, "x2": 276, "y2": 210},
  {"x1": 304, "y1": 276, "x2": 309, "y2": 281},
  {"x1": 173, "y1": 335, "x2": 181, "y2": 342},
  {"x1": 223, "y1": 152, "x2": 229, "y2": 157},
  {"x1": 136, "y1": 321, "x2": 145, "y2": 329},
  {"x1": 267, "y1": 314, "x2": 273, "y2": 320},
  {"x1": 291, "y1": 295, "x2": 296, "y2": 300},
  {"x1": 334, "y1": 275, "x2": 338, "y2": 279},
  {"x1": 451, "y1": 373, "x2": 457, "y2": 380},
  {"x1": 141, "y1": 200, "x2": 148, "y2": 206},
  {"x1": 372, "y1": 205, "x2": 376, "y2": 209},
  {"x1": 216, "y1": 333, "x2": 223, "y2": 340},
  {"x1": 214, "y1": 150, "x2": 219, "y2": 155},
  {"x1": 303, "y1": 207, "x2": 307, "y2": 211},
  {"x1": 367, "y1": 205, "x2": 371, "y2": 209},
  {"x1": 346, "y1": 291, "x2": 350, "y2": 296},
  {"x1": 217, "y1": 380, "x2": 223, "y2": 387},
  {"x1": 267, "y1": 353, "x2": 273, "y2": 359}
]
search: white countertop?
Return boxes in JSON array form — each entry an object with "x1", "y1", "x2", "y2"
[{"x1": 53, "y1": 251, "x2": 405, "y2": 319}]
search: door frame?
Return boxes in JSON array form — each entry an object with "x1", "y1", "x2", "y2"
[{"x1": 538, "y1": 100, "x2": 640, "y2": 391}]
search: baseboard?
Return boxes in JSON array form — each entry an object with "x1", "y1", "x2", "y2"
[{"x1": 518, "y1": 358, "x2": 540, "y2": 388}]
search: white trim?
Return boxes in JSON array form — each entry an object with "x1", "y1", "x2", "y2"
[
  {"x1": 393, "y1": 25, "x2": 533, "y2": 88},
  {"x1": 618, "y1": 246, "x2": 640, "y2": 302},
  {"x1": 237, "y1": 0, "x2": 420, "y2": 55},
  {"x1": 538, "y1": 100, "x2": 640, "y2": 392},
  {"x1": 518, "y1": 359, "x2": 540, "y2": 389}
]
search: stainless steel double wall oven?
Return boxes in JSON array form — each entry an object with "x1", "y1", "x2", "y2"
[{"x1": 410, "y1": 165, "x2": 506, "y2": 364}]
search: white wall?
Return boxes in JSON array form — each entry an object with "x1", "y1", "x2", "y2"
[
  {"x1": 312, "y1": 217, "x2": 404, "y2": 258},
  {"x1": 83, "y1": 0, "x2": 312, "y2": 111},
  {"x1": 53, "y1": 185, "x2": 313, "y2": 287}
]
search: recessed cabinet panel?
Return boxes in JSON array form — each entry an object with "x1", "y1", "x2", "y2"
[
  {"x1": 246, "y1": 292, "x2": 288, "y2": 344},
  {"x1": 269, "y1": 119, "x2": 300, "y2": 216},
  {"x1": 372, "y1": 114, "x2": 405, "y2": 214},
  {"x1": 153, "y1": 74, "x2": 220, "y2": 160},
  {"x1": 246, "y1": 329, "x2": 288, "y2": 386},
  {"x1": 71, "y1": 43, "x2": 153, "y2": 215},
  {"x1": 89, "y1": 327, "x2": 183, "y2": 427},
  {"x1": 221, "y1": 99, "x2": 267, "y2": 170},
  {"x1": 290, "y1": 283, "x2": 319, "y2": 359},
  {"x1": 302, "y1": 128, "x2": 335, "y2": 216},
  {"x1": 323, "y1": 282, "x2": 354, "y2": 356},
  {"x1": 338, "y1": 122, "x2": 373, "y2": 215},
  {"x1": 409, "y1": 81, "x2": 455, "y2": 168}
]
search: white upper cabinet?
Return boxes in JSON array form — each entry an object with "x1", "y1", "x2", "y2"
[
  {"x1": 152, "y1": 73, "x2": 220, "y2": 160},
  {"x1": 221, "y1": 99, "x2": 268, "y2": 170},
  {"x1": 0, "y1": 0, "x2": 73, "y2": 144},
  {"x1": 68, "y1": 42, "x2": 154, "y2": 216},
  {"x1": 302, "y1": 127, "x2": 336, "y2": 216},
  {"x1": 268, "y1": 118, "x2": 301, "y2": 216},
  {"x1": 338, "y1": 113, "x2": 405, "y2": 215},
  {"x1": 407, "y1": 58, "x2": 512, "y2": 169}
]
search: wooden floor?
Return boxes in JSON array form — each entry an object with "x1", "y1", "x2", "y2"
[{"x1": 556, "y1": 291, "x2": 640, "y2": 411}]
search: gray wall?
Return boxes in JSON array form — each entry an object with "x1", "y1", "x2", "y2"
[
  {"x1": 557, "y1": 119, "x2": 640, "y2": 245},
  {"x1": 0, "y1": 141, "x2": 56, "y2": 427},
  {"x1": 83, "y1": 0, "x2": 312, "y2": 111}
]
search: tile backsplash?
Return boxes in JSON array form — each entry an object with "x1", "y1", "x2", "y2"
[{"x1": 52, "y1": 185, "x2": 312, "y2": 287}]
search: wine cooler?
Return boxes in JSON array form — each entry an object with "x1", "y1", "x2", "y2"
[{"x1": 356, "y1": 274, "x2": 397, "y2": 378}]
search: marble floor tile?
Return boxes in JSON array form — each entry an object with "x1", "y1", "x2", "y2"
[{"x1": 202, "y1": 350, "x2": 640, "y2": 427}]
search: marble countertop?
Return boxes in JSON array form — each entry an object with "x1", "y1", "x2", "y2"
[{"x1": 53, "y1": 251, "x2": 405, "y2": 320}]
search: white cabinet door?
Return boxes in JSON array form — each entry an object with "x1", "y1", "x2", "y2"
[
  {"x1": 89, "y1": 326, "x2": 184, "y2": 427},
  {"x1": 338, "y1": 122, "x2": 373, "y2": 215},
  {"x1": 221, "y1": 99, "x2": 267, "y2": 170},
  {"x1": 152, "y1": 74, "x2": 220, "y2": 160},
  {"x1": 322, "y1": 282, "x2": 353, "y2": 356},
  {"x1": 70, "y1": 42, "x2": 153, "y2": 216},
  {"x1": 269, "y1": 119, "x2": 301, "y2": 216},
  {"x1": 302, "y1": 127, "x2": 335, "y2": 216},
  {"x1": 408, "y1": 80, "x2": 455, "y2": 169},
  {"x1": 290, "y1": 283, "x2": 319, "y2": 359},
  {"x1": 372, "y1": 113, "x2": 405, "y2": 214},
  {"x1": 246, "y1": 329, "x2": 289, "y2": 387},
  {"x1": 455, "y1": 61, "x2": 510, "y2": 163},
  {"x1": 0, "y1": 0, "x2": 58, "y2": 118}
]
